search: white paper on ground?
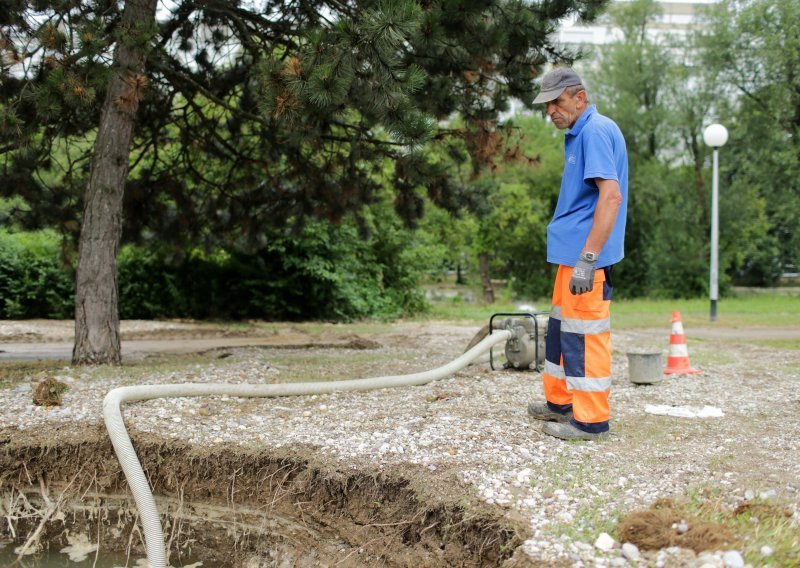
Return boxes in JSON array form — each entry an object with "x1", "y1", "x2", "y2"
[{"x1": 644, "y1": 404, "x2": 724, "y2": 418}]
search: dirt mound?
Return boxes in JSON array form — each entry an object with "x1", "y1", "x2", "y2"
[
  {"x1": 343, "y1": 335, "x2": 382, "y2": 350},
  {"x1": 0, "y1": 426, "x2": 523, "y2": 567},
  {"x1": 617, "y1": 498, "x2": 735, "y2": 553},
  {"x1": 31, "y1": 377, "x2": 69, "y2": 406}
]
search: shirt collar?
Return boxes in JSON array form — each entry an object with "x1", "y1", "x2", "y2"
[{"x1": 566, "y1": 104, "x2": 597, "y2": 138}]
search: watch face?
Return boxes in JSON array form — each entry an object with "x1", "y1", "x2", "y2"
[{"x1": 583, "y1": 252, "x2": 597, "y2": 261}]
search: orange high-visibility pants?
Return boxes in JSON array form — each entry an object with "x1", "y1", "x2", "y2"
[{"x1": 542, "y1": 265, "x2": 613, "y2": 433}]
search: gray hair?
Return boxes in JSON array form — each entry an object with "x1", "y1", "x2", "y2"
[{"x1": 566, "y1": 84, "x2": 590, "y2": 103}]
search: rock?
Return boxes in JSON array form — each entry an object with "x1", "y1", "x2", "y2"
[
  {"x1": 697, "y1": 551, "x2": 724, "y2": 567},
  {"x1": 744, "y1": 489, "x2": 755, "y2": 500},
  {"x1": 760, "y1": 545, "x2": 773, "y2": 557},
  {"x1": 621, "y1": 542, "x2": 640, "y2": 561},
  {"x1": 722, "y1": 550, "x2": 744, "y2": 568},
  {"x1": 759, "y1": 489, "x2": 777, "y2": 500},
  {"x1": 594, "y1": 532, "x2": 616, "y2": 551}
]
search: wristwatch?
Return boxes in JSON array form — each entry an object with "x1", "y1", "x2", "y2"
[{"x1": 579, "y1": 251, "x2": 598, "y2": 262}]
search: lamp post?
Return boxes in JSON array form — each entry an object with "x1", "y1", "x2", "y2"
[{"x1": 703, "y1": 123, "x2": 728, "y2": 322}]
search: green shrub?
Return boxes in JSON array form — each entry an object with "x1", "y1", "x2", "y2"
[
  {"x1": 2, "y1": 216, "x2": 426, "y2": 321},
  {"x1": 0, "y1": 229, "x2": 74, "y2": 318},
  {"x1": 117, "y1": 246, "x2": 184, "y2": 319},
  {"x1": 117, "y1": 216, "x2": 426, "y2": 321}
]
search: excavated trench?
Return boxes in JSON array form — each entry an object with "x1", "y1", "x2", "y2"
[{"x1": 1, "y1": 427, "x2": 524, "y2": 567}]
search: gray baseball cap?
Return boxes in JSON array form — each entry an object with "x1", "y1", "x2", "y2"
[{"x1": 533, "y1": 68, "x2": 583, "y2": 104}]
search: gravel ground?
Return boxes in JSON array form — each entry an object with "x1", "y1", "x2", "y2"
[{"x1": 1, "y1": 320, "x2": 799, "y2": 567}]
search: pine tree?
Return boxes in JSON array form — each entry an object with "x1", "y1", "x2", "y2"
[{"x1": 1, "y1": 0, "x2": 607, "y2": 364}]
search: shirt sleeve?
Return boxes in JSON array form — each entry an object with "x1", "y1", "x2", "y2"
[{"x1": 582, "y1": 124, "x2": 619, "y2": 183}]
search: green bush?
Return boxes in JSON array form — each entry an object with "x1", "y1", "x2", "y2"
[
  {"x1": 117, "y1": 216, "x2": 426, "y2": 321},
  {"x1": 0, "y1": 229, "x2": 74, "y2": 318},
  {"x1": 117, "y1": 246, "x2": 184, "y2": 319},
  {"x1": 2, "y1": 215, "x2": 427, "y2": 322}
]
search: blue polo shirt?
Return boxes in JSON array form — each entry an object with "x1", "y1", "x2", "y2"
[{"x1": 547, "y1": 105, "x2": 628, "y2": 268}]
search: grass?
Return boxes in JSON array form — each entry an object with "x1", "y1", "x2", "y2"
[
  {"x1": 421, "y1": 289, "x2": 800, "y2": 330},
  {"x1": 534, "y1": 451, "x2": 624, "y2": 542},
  {"x1": 611, "y1": 295, "x2": 800, "y2": 329},
  {"x1": 686, "y1": 346, "x2": 738, "y2": 366},
  {"x1": 420, "y1": 295, "x2": 549, "y2": 325},
  {"x1": 551, "y1": 477, "x2": 800, "y2": 566},
  {"x1": 750, "y1": 338, "x2": 800, "y2": 351},
  {"x1": 549, "y1": 497, "x2": 621, "y2": 543},
  {"x1": 731, "y1": 504, "x2": 800, "y2": 567},
  {"x1": 682, "y1": 486, "x2": 800, "y2": 567},
  {"x1": 0, "y1": 360, "x2": 69, "y2": 388}
]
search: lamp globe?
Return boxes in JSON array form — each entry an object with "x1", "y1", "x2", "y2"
[{"x1": 703, "y1": 123, "x2": 729, "y2": 148}]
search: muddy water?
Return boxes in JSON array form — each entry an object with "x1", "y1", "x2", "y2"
[
  {"x1": 0, "y1": 546, "x2": 142, "y2": 567},
  {"x1": 0, "y1": 547, "x2": 207, "y2": 567}
]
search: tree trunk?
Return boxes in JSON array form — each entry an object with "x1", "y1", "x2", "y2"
[
  {"x1": 73, "y1": 0, "x2": 157, "y2": 365},
  {"x1": 456, "y1": 261, "x2": 465, "y2": 285},
  {"x1": 478, "y1": 252, "x2": 495, "y2": 304}
]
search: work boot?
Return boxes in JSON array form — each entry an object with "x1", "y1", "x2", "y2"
[
  {"x1": 541, "y1": 421, "x2": 609, "y2": 441},
  {"x1": 527, "y1": 402, "x2": 572, "y2": 423}
]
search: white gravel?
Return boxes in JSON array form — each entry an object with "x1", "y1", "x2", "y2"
[{"x1": 1, "y1": 321, "x2": 799, "y2": 567}]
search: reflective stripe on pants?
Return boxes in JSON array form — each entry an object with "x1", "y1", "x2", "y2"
[{"x1": 543, "y1": 265, "x2": 613, "y2": 433}]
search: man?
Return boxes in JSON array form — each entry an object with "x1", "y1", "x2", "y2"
[{"x1": 527, "y1": 67, "x2": 628, "y2": 441}]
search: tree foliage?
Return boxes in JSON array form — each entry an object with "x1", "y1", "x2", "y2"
[
  {"x1": 581, "y1": 0, "x2": 788, "y2": 296},
  {"x1": 1, "y1": 0, "x2": 607, "y2": 248},
  {"x1": 1, "y1": 0, "x2": 608, "y2": 362},
  {"x1": 700, "y1": 0, "x2": 800, "y2": 281},
  {"x1": 411, "y1": 113, "x2": 564, "y2": 300},
  {"x1": 437, "y1": 0, "x2": 796, "y2": 301}
]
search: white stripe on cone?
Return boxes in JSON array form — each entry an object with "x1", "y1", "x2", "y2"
[{"x1": 669, "y1": 344, "x2": 689, "y2": 358}]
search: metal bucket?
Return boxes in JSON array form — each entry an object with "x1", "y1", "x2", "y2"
[{"x1": 627, "y1": 352, "x2": 663, "y2": 384}]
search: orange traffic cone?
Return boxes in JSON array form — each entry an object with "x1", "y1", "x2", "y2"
[{"x1": 664, "y1": 310, "x2": 701, "y2": 375}]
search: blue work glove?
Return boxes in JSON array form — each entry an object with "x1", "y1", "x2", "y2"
[{"x1": 570, "y1": 252, "x2": 598, "y2": 295}]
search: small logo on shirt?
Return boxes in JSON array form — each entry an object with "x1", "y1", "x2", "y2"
[{"x1": 567, "y1": 154, "x2": 577, "y2": 165}]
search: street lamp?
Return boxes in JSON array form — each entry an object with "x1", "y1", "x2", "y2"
[{"x1": 703, "y1": 123, "x2": 729, "y2": 322}]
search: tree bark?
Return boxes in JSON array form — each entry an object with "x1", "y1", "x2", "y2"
[
  {"x1": 73, "y1": 0, "x2": 157, "y2": 365},
  {"x1": 478, "y1": 252, "x2": 495, "y2": 304}
]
